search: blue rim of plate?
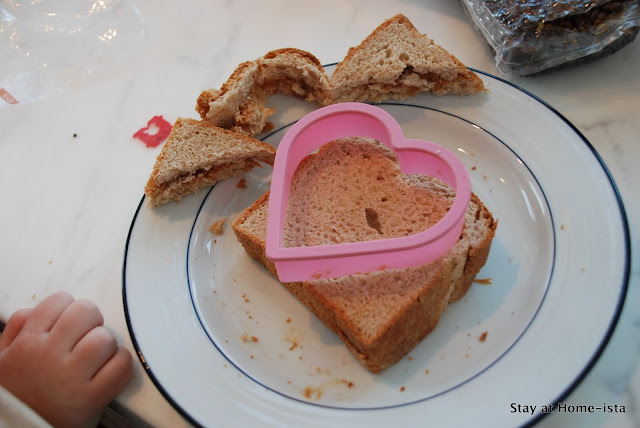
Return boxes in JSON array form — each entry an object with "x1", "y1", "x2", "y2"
[{"x1": 122, "y1": 68, "x2": 631, "y2": 428}]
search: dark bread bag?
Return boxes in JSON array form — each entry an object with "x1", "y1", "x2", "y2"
[{"x1": 460, "y1": 0, "x2": 640, "y2": 76}]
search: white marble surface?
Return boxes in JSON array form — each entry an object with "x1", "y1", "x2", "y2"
[{"x1": 1, "y1": 0, "x2": 638, "y2": 427}]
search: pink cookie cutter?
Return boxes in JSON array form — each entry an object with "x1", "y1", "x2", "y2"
[{"x1": 266, "y1": 102, "x2": 471, "y2": 282}]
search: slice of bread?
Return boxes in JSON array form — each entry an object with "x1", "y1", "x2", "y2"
[
  {"x1": 196, "y1": 48, "x2": 331, "y2": 136},
  {"x1": 328, "y1": 14, "x2": 487, "y2": 103},
  {"x1": 232, "y1": 138, "x2": 497, "y2": 373},
  {"x1": 144, "y1": 117, "x2": 276, "y2": 207}
]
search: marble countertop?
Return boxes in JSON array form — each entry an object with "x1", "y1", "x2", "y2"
[{"x1": 1, "y1": 1, "x2": 638, "y2": 427}]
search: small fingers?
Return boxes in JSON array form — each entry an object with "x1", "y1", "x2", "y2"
[
  {"x1": 69, "y1": 326, "x2": 118, "y2": 379},
  {"x1": 49, "y1": 299, "x2": 104, "y2": 352},
  {"x1": 23, "y1": 291, "x2": 75, "y2": 333},
  {"x1": 0, "y1": 308, "x2": 33, "y2": 351},
  {"x1": 89, "y1": 346, "x2": 133, "y2": 407}
]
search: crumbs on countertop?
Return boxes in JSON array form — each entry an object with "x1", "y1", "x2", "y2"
[
  {"x1": 479, "y1": 331, "x2": 488, "y2": 342},
  {"x1": 236, "y1": 178, "x2": 247, "y2": 189}
]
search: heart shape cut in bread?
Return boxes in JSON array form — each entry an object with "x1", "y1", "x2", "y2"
[{"x1": 266, "y1": 102, "x2": 470, "y2": 282}]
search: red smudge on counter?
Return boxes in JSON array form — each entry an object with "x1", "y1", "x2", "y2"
[
  {"x1": 133, "y1": 115, "x2": 172, "y2": 148},
  {"x1": 0, "y1": 89, "x2": 19, "y2": 105}
]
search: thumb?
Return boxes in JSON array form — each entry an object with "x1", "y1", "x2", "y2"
[{"x1": 0, "y1": 308, "x2": 33, "y2": 351}]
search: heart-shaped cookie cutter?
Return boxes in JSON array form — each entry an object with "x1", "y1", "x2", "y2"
[{"x1": 266, "y1": 102, "x2": 471, "y2": 282}]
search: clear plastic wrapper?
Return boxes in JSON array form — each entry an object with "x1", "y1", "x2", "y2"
[
  {"x1": 0, "y1": 0, "x2": 146, "y2": 106},
  {"x1": 459, "y1": 0, "x2": 640, "y2": 76}
]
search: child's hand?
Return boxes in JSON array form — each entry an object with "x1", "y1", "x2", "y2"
[{"x1": 0, "y1": 291, "x2": 133, "y2": 428}]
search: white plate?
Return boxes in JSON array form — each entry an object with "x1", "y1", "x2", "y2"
[{"x1": 123, "y1": 68, "x2": 629, "y2": 427}]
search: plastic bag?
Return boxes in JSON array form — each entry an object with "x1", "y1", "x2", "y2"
[
  {"x1": 459, "y1": 0, "x2": 640, "y2": 76},
  {"x1": 0, "y1": 0, "x2": 146, "y2": 106}
]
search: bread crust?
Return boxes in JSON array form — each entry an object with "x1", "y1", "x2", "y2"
[
  {"x1": 328, "y1": 14, "x2": 487, "y2": 103},
  {"x1": 144, "y1": 118, "x2": 276, "y2": 207},
  {"x1": 196, "y1": 48, "x2": 330, "y2": 135},
  {"x1": 448, "y1": 193, "x2": 498, "y2": 302}
]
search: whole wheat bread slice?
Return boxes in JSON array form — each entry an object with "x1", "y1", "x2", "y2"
[
  {"x1": 328, "y1": 14, "x2": 487, "y2": 103},
  {"x1": 232, "y1": 138, "x2": 497, "y2": 373},
  {"x1": 196, "y1": 48, "x2": 331, "y2": 136},
  {"x1": 144, "y1": 117, "x2": 276, "y2": 207}
]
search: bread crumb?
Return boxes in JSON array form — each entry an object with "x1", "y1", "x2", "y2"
[
  {"x1": 425, "y1": 369, "x2": 430, "y2": 374},
  {"x1": 303, "y1": 386, "x2": 322, "y2": 400},
  {"x1": 471, "y1": 166, "x2": 477, "y2": 170},
  {"x1": 561, "y1": 224, "x2": 565, "y2": 229},
  {"x1": 286, "y1": 317, "x2": 291, "y2": 323},
  {"x1": 241, "y1": 332, "x2": 258, "y2": 343},
  {"x1": 340, "y1": 379, "x2": 354, "y2": 388},
  {"x1": 48, "y1": 260, "x2": 52, "y2": 264},
  {"x1": 236, "y1": 178, "x2": 247, "y2": 189},
  {"x1": 208, "y1": 218, "x2": 226, "y2": 235},
  {"x1": 474, "y1": 278, "x2": 492, "y2": 285},
  {"x1": 32, "y1": 294, "x2": 36, "y2": 300},
  {"x1": 479, "y1": 331, "x2": 488, "y2": 342},
  {"x1": 399, "y1": 386, "x2": 405, "y2": 392}
]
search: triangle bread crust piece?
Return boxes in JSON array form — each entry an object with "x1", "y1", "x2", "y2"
[
  {"x1": 144, "y1": 117, "x2": 276, "y2": 207},
  {"x1": 195, "y1": 48, "x2": 331, "y2": 136},
  {"x1": 328, "y1": 14, "x2": 487, "y2": 103}
]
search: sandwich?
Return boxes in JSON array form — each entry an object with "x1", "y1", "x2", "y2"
[
  {"x1": 194, "y1": 14, "x2": 486, "y2": 137},
  {"x1": 231, "y1": 137, "x2": 497, "y2": 373},
  {"x1": 144, "y1": 117, "x2": 276, "y2": 207},
  {"x1": 328, "y1": 14, "x2": 487, "y2": 103},
  {"x1": 196, "y1": 48, "x2": 331, "y2": 136}
]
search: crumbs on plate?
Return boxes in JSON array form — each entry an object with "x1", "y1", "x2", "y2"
[{"x1": 209, "y1": 218, "x2": 226, "y2": 235}]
